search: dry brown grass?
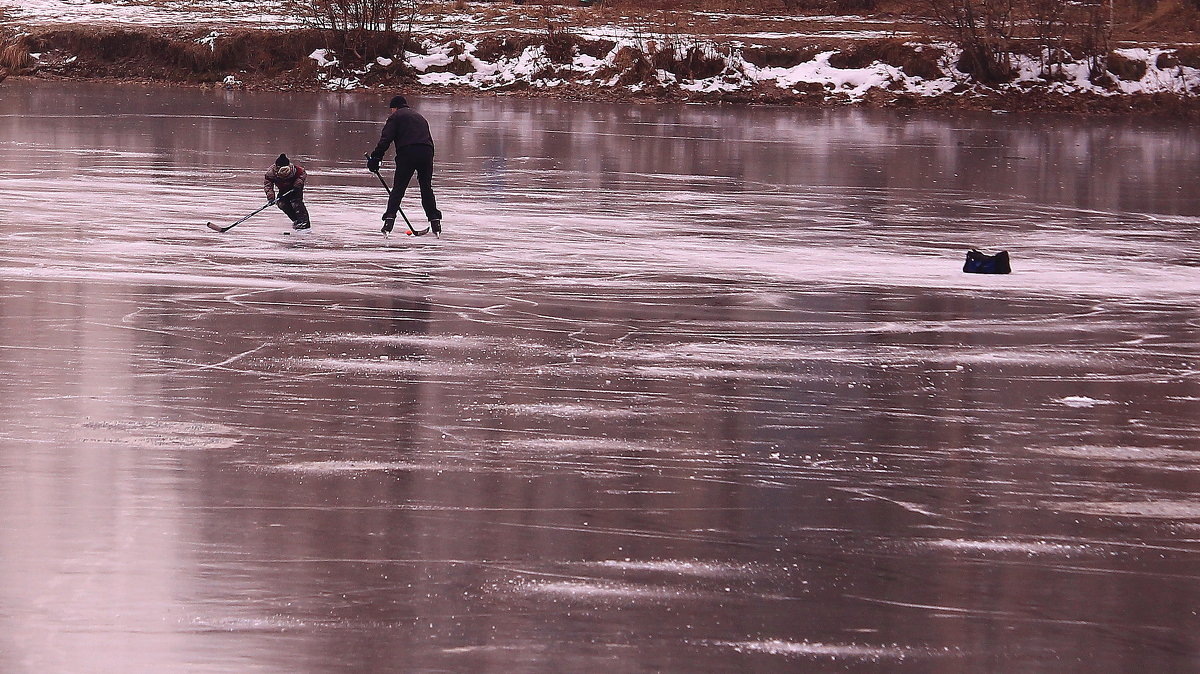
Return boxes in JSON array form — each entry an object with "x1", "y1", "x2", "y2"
[
  {"x1": 1156, "y1": 45, "x2": 1200, "y2": 67},
  {"x1": 827, "y1": 39, "x2": 943, "y2": 78},
  {"x1": 474, "y1": 34, "x2": 537, "y2": 61},
  {"x1": 0, "y1": 36, "x2": 35, "y2": 72},
  {"x1": 741, "y1": 45, "x2": 820, "y2": 67},
  {"x1": 18, "y1": 27, "x2": 410, "y2": 81},
  {"x1": 1107, "y1": 50, "x2": 1148, "y2": 79},
  {"x1": 1122, "y1": 0, "x2": 1200, "y2": 36}
]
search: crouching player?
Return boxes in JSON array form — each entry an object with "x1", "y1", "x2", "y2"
[{"x1": 265, "y1": 154, "x2": 310, "y2": 231}]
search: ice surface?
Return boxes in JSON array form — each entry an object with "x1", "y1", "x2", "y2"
[{"x1": 0, "y1": 82, "x2": 1198, "y2": 672}]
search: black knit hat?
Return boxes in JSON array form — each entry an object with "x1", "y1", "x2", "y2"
[
  {"x1": 275, "y1": 154, "x2": 290, "y2": 167},
  {"x1": 389, "y1": 95, "x2": 407, "y2": 108}
]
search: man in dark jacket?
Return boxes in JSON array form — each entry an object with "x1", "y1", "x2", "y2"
[
  {"x1": 367, "y1": 95, "x2": 443, "y2": 235},
  {"x1": 265, "y1": 153, "x2": 310, "y2": 231}
]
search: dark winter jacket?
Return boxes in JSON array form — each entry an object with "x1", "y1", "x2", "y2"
[
  {"x1": 370, "y1": 105, "x2": 435, "y2": 159},
  {"x1": 263, "y1": 164, "x2": 307, "y2": 199}
]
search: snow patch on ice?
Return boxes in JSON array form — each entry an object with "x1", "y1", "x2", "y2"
[
  {"x1": 923, "y1": 538, "x2": 1090, "y2": 556},
  {"x1": 264, "y1": 460, "x2": 462, "y2": 474},
  {"x1": 77, "y1": 420, "x2": 239, "y2": 450},
  {"x1": 516, "y1": 579, "x2": 699, "y2": 601},
  {"x1": 318, "y1": 333, "x2": 546, "y2": 352},
  {"x1": 1049, "y1": 500, "x2": 1200, "y2": 519},
  {"x1": 188, "y1": 615, "x2": 311, "y2": 632},
  {"x1": 587, "y1": 559, "x2": 756, "y2": 577},
  {"x1": 483, "y1": 402, "x2": 647, "y2": 419},
  {"x1": 1029, "y1": 446, "x2": 1199, "y2": 463},
  {"x1": 1056, "y1": 395, "x2": 1116, "y2": 408},
  {"x1": 712, "y1": 639, "x2": 936, "y2": 660},
  {"x1": 288, "y1": 357, "x2": 489, "y2": 377},
  {"x1": 507, "y1": 438, "x2": 665, "y2": 454}
]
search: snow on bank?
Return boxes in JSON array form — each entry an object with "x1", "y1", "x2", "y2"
[
  {"x1": 0, "y1": 0, "x2": 288, "y2": 27},
  {"x1": 6, "y1": 1, "x2": 1200, "y2": 102},
  {"x1": 299, "y1": 34, "x2": 1200, "y2": 104}
]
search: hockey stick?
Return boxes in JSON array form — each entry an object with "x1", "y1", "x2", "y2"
[
  {"x1": 366, "y1": 154, "x2": 430, "y2": 237},
  {"x1": 206, "y1": 190, "x2": 293, "y2": 233}
]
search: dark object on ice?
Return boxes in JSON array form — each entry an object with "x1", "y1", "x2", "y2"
[
  {"x1": 964, "y1": 249, "x2": 1011, "y2": 274},
  {"x1": 275, "y1": 153, "x2": 290, "y2": 167}
]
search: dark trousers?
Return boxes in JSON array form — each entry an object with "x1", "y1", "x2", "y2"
[
  {"x1": 276, "y1": 188, "x2": 309, "y2": 225},
  {"x1": 386, "y1": 144, "x2": 442, "y2": 222}
]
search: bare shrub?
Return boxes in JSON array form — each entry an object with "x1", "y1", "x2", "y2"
[
  {"x1": 1077, "y1": 0, "x2": 1114, "y2": 79},
  {"x1": 1028, "y1": 0, "x2": 1069, "y2": 77},
  {"x1": 286, "y1": 0, "x2": 411, "y2": 32},
  {"x1": 676, "y1": 45, "x2": 726, "y2": 78},
  {"x1": 540, "y1": 2, "x2": 577, "y2": 63},
  {"x1": 781, "y1": 0, "x2": 879, "y2": 11},
  {"x1": 920, "y1": 0, "x2": 1017, "y2": 84},
  {"x1": 286, "y1": 0, "x2": 421, "y2": 56},
  {"x1": 651, "y1": 44, "x2": 725, "y2": 79},
  {"x1": 611, "y1": 45, "x2": 655, "y2": 85}
]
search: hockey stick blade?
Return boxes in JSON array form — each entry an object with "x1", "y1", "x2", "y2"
[{"x1": 205, "y1": 222, "x2": 225, "y2": 232}]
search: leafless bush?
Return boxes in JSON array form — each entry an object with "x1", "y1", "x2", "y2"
[
  {"x1": 541, "y1": 3, "x2": 577, "y2": 63},
  {"x1": 921, "y1": 0, "x2": 1118, "y2": 84},
  {"x1": 286, "y1": 0, "x2": 421, "y2": 56},
  {"x1": 609, "y1": 45, "x2": 656, "y2": 85},
  {"x1": 1078, "y1": 0, "x2": 1114, "y2": 79},
  {"x1": 286, "y1": 0, "x2": 411, "y2": 32},
  {"x1": 923, "y1": 0, "x2": 1017, "y2": 83},
  {"x1": 781, "y1": 0, "x2": 879, "y2": 12},
  {"x1": 652, "y1": 44, "x2": 726, "y2": 79},
  {"x1": 1028, "y1": 0, "x2": 1070, "y2": 77}
]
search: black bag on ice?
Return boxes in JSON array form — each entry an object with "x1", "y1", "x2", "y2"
[{"x1": 963, "y1": 249, "x2": 1011, "y2": 274}]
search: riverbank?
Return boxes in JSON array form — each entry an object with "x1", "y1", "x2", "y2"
[{"x1": 3, "y1": 1, "x2": 1200, "y2": 115}]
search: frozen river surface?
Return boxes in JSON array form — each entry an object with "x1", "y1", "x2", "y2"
[{"x1": 1, "y1": 82, "x2": 1199, "y2": 672}]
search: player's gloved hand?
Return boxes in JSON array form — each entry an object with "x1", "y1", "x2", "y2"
[
  {"x1": 366, "y1": 156, "x2": 381, "y2": 172},
  {"x1": 266, "y1": 192, "x2": 277, "y2": 202}
]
